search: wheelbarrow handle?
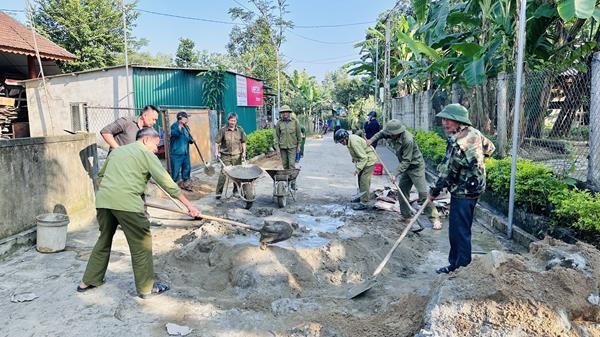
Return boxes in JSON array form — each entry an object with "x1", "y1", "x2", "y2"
[{"x1": 145, "y1": 202, "x2": 259, "y2": 232}]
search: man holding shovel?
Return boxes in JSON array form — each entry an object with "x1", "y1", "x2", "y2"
[
  {"x1": 169, "y1": 111, "x2": 193, "y2": 190},
  {"x1": 77, "y1": 127, "x2": 200, "y2": 298},
  {"x1": 334, "y1": 129, "x2": 377, "y2": 211},
  {"x1": 367, "y1": 119, "x2": 441, "y2": 230},
  {"x1": 214, "y1": 112, "x2": 247, "y2": 200},
  {"x1": 428, "y1": 104, "x2": 495, "y2": 274}
]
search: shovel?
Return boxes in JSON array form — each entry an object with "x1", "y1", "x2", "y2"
[
  {"x1": 149, "y1": 182, "x2": 294, "y2": 248},
  {"x1": 145, "y1": 202, "x2": 293, "y2": 248},
  {"x1": 371, "y1": 147, "x2": 416, "y2": 214},
  {"x1": 346, "y1": 199, "x2": 430, "y2": 299},
  {"x1": 184, "y1": 124, "x2": 215, "y2": 176}
]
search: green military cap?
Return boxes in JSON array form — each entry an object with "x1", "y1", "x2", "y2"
[
  {"x1": 384, "y1": 119, "x2": 406, "y2": 135},
  {"x1": 436, "y1": 103, "x2": 472, "y2": 126},
  {"x1": 280, "y1": 105, "x2": 293, "y2": 113}
]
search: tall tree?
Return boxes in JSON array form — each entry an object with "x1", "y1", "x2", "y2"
[
  {"x1": 227, "y1": 0, "x2": 292, "y2": 98},
  {"x1": 175, "y1": 38, "x2": 199, "y2": 68},
  {"x1": 32, "y1": 0, "x2": 139, "y2": 72}
]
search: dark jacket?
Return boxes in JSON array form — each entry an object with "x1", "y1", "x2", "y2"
[
  {"x1": 364, "y1": 118, "x2": 381, "y2": 140},
  {"x1": 169, "y1": 122, "x2": 192, "y2": 156}
]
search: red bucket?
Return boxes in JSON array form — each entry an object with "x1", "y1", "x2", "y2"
[{"x1": 373, "y1": 163, "x2": 383, "y2": 175}]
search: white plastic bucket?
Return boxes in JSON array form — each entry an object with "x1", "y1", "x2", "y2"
[{"x1": 36, "y1": 213, "x2": 69, "y2": 253}]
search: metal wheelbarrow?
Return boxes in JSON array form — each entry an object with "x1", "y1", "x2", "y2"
[
  {"x1": 221, "y1": 161, "x2": 263, "y2": 209},
  {"x1": 265, "y1": 168, "x2": 300, "y2": 208}
]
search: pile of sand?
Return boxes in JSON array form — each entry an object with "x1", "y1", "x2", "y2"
[{"x1": 417, "y1": 237, "x2": 600, "y2": 336}]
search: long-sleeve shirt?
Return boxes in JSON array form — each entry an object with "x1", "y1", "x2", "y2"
[
  {"x1": 169, "y1": 122, "x2": 192, "y2": 156},
  {"x1": 274, "y1": 118, "x2": 302, "y2": 149},
  {"x1": 347, "y1": 134, "x2": 377, "y2": 171},
  {"x1": 430, "y1": 126, "x2": 496, "y2": 198},
  {"x1": 370, "y1": 129, "x2": 424, "y2": 175},
  {"x1": 364, "y1": 119, "x2": 381, "y2": 140},
  {"x1": 96, "y1": 141, "x2": 181, "y2": 213}
]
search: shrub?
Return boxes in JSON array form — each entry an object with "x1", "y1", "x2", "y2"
[
  {"x1": 549, "y1": 188, "x2": 600, "y2": 231},
  {"x1": 485, "y1": 158, "x2": 566, "y2": 215},
  {"x1": 246, "y1": 129, "x2": 274, "y2": 158},
  {"x1": 413, "y1": 130, "x2": 446, "y2": 163}
]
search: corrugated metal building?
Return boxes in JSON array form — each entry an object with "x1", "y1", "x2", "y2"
[{"x1": 24, "y1": 65, "x2": 263, "y2": 138}]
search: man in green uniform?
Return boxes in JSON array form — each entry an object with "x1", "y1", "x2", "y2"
[
  {"x1": 367, "y1": 119, "x2": 442, "y2": 230},
  {"x1": 334, "y1": 129, "x2": 377, "y2": 211},
  {"x1": 214, "y1": 113, "x2": 247, "y2": 199},
  {"x1": 428, "y1": 104, "x2": 495, "y2": 274},
  {"x1": 274, "y1": 105, "x2": 302, "y2": 170},
  {"x1": 77, "y1": 127, "x2": 200, "y2": 298}
]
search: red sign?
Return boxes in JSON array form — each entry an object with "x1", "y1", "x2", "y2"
[{"x1": 246, "y1": 78, "x2": 264, "y2": 107}]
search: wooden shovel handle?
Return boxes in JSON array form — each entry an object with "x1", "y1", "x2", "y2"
[
  {"x1": 372, "y1": 199, "x2": 429, "y2": 277},
  {"x1": 145, "y1": 202, "x2": 259, "y2": 232}
]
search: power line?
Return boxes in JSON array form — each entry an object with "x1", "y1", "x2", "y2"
[
  {"x1": 1, "y1": 8, "x2": 25, "y2": 12},
  {"x1": 137, "y1": 9, "x2": 238, "y2": 25},
  {"x1": 290, "y1": 53, "x2": 358, "y2": 63},
  {"x1": 288, "y1": 30, "x2": 360, "y2": 45},
  {"x1": 295, "y1": 20, "x2": 376, "y2": 29}
]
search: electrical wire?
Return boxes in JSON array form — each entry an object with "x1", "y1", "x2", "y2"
[{"x1": 288, "y1": 30, "x2": 361, "y2": 45}]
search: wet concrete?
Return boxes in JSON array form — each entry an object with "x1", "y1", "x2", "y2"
[{"x1": 0, "y1": 133, "x2": 519, "y2": 337}]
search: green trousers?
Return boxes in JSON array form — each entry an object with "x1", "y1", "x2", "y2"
[
  {"x1": 216, "y1": 154, "x2": 242, "y2": 196},
  {"x1": 397, "y1": 164, "x2": 439, "y2": 220},
  {"x1": 280, "y1": 148, "x2": 296, "y2": 169},
  {"x1": 82, "y1": 208, "x2": 154, "y2": 295},
  {"x1": 358, "y1": 165, "x2": 374, "y2": 204}
]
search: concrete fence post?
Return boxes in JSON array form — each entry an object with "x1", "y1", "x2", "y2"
[
  {"x1": 422, "y1": 90, "x2": 431, "y2": 131},
  {"x1": 496, "y1": 73, "x2": 508, "y2": 158},
  {"x1": 452, "y1": 83, "x2": 460, "y2": 103},
  {"x1": 588, "y1": 52, "x2": 600, "y2": 188}
]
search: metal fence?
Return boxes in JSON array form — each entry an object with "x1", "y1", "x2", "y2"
[
  {"x1": 391, "y1": 67, "x2": 594, "y2": 184},
  {"x1": 83, "y1": 106, "x2": 140, "y2": 146}
]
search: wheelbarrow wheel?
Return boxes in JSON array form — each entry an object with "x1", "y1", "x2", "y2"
[
  {"x1": 277, "y1": 195, "x2": 287, "y2": 208},
  {"x1": 242, "y1": 183, "x2": 255, "y2": 209}
]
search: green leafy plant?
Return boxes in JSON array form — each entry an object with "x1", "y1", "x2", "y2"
[
  {"x1": 413, "y1": 130, "x2": 446, "y2": 163},
  {"x1": 485, "y1": 158, "x2": 566, "y2": 214},
  {"x1": 549, "y1": 188, "x2": 600, "y2": 231},
  {"x1": 200, "y1": 67, "x2": 226, "y2": 112},
  {"x1": 246, "y1": 129, "x2": 274, "y2": 158}
]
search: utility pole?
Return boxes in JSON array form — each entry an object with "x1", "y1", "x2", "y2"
[
  {"x1": 122, "y1": 0, "x2": 130, "y2": 109},
  {"x1": 383, "y1": 16, "x2": 391, "y2": 124},
  {"x1": 374, "y1": 37, "x2": 379, "y2": 105}
]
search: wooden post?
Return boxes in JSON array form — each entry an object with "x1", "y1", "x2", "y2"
[{"x1": 27, "y1": 55, "x2": 37, "y2": 79}]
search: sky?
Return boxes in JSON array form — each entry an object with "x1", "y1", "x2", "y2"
[{"x1": 6, "y1": 0, "x2": 396, "y2": 81}]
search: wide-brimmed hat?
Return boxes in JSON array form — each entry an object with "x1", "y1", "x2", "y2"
[
  {"x1": 436, "y1": 104, "x2": 472, "y2": 126},
  {"x1": 384, "y1": 119, "x2": 405, "y2": 135},
  {"x1": 279, "y1": 105, "x2": 292, "y2": 113}
]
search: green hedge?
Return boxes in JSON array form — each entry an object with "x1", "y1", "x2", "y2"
[
  {"x1": 486, "y1": 158, "x2": 566, "y2": 215},
  {"x1": 414, "y1": 130, "x2": 600, "y2": 233},
  {"x1": 246, "y1": 129, "x2": 274, "y2": 159},
  {"x1": 414, "y1": 130, "x2": 446, "y2": 163}
]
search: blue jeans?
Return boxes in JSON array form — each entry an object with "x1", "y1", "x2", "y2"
[
  {"x1": 170, "y1": 154, "x2": 190, "y2": 181},
  {"x1": 447, "y1": 196, "x2": 478, "y2": 270}
]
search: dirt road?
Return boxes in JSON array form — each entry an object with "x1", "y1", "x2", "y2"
[{"x1": 2, "y1": 135, "x2": 600, "y2": 337}]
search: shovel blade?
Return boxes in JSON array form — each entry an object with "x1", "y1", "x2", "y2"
[
  {"x1": 204, "y1": 163, "x2": 215, "y2": 176},
  {"x1": 346, "y1": 277, "x2": 378, "y2": 299},
  {"x1": 259, "y1": 221, "x2": 294, "y2": 246}
]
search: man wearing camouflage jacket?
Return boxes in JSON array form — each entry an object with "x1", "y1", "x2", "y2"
[
  {"x1": 368, "y1": 119, "x2": 441, "y2": 229},
  {"x1": 428, "y1": 104, "x2": 495, "y2": 274}
]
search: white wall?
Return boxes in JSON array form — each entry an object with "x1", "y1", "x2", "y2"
[{"x1": 26, "y1": 67, "x2": 132, "y2": 137}]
